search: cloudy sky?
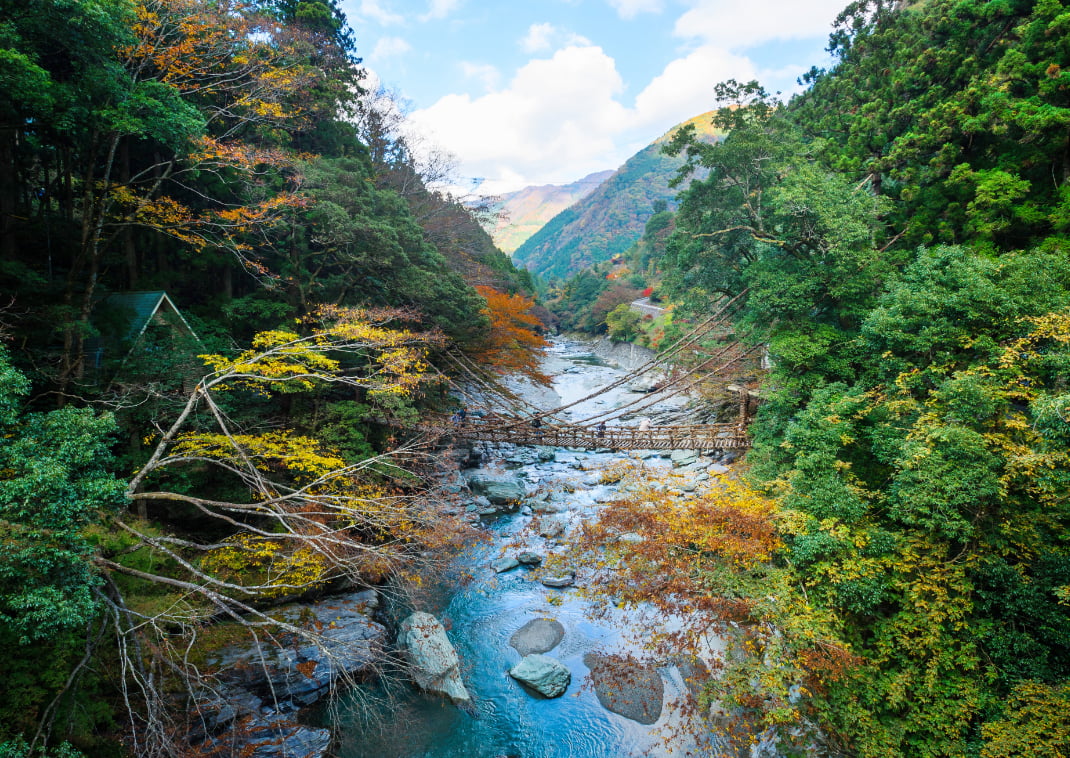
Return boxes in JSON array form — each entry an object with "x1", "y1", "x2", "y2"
[{"x1": 337, "y1": 0, "x2": 848, "y2": 195}]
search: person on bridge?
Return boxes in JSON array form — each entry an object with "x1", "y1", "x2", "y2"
[
  {"x1": 638, "y1": 417, "x2": 651, "y2": 431},
  {"x1": 596, "y1": 421, "x2": 606, "y2": 438},
  {"x1": 457, "y1": 406, "x2": 467, "y2": 425}
]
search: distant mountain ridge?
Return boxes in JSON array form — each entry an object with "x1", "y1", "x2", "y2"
[
  {"x1": 512, "y1": 112, "x2": 721, "y2": 281},
  {"x1": 486, "y1": 170, "x2": 614, "y2": 254}
]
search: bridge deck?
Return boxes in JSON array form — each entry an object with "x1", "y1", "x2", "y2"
[{"x1": 449, "y1": 419, "x2": 749, "y2": 451}]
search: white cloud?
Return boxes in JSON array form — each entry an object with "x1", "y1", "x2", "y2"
[
  {"x1": 674, "y1": 0, "x2": 846, "y2": 48},
  {"x1": 459, "y1": 62, "x2": 500, "y2": 91},
  {"x1": 355, "y1": 0, "x2": 404, "y2": 26},
  {"x1": 370, "y1": 36, "x2": 411, "y2": 59},
  {"x1": 399, "y1": 1, "x2": 838, "y2": 194},
  {"x1": 409, "y1": 45, "x2": 631, "y2": 193},
  {"x1": 606, "y1": 0, "x2": 664, "y2": 19},
  {"x1": 520, "y1": 22, "x2": 591, "y2": 54},
  {"x1": 420, "y1": 0, "x2": 461, "y2": 22},
  {"x1": 521, "y1": 22, "x2": 555, "y2": 53},
  {"x1": 631, "y1": 45, "x2": 756, "y2": 129}
]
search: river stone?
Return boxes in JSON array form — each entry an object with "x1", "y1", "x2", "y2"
[
  {"x1": 467, "y1": 473, "x2": 525, "y2": 505},
  {"x1": 509, "y1": 618, "x2": 565, "y2": 656},
  {"x1": 583, "y1": 653, "x2": 664, "y2": 725},
  {"x1": 201, "y1": 715, "x2": 331, "y2": 758},
  {"x1": 530, "y1": 499, "x2": 565, "y2": 514},
  {"x1": 509, "y1": 654, "x2": 571, "y2": 698},
  {"x1": 670, "y1": 450, "x2": 699, "y2": 467},
  {"x1": 397, "y1": 612, "x2": 470, "y2": 704},
  {"x1": 517, "y1": 551, "x2": 543, "y2": 566},
  {"x1": 536, "y1": 447, "x2": 556, "y2": 462},
  {"x1": 539, "y1": 570, "x2": 575, "y2": 588},
  {"x1": 209, "y1": 590, "x2": 385, "y2": 707},
  {"x1": 491, "y1": 555, "x2": 520, "y2": 573},
  {"x1": 537, "y1": 516, "x2": 566, "y2": 539},
  {"x1": 708, "y1": 463, "x2": 729, "y2": 475}
]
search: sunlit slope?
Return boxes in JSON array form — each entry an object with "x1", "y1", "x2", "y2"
[
  {"x1": 488, "y1": 170, "x2": 614, "y2": 254},
  {"x1": 512, "y1": 112, "x2": 721, "y2": 281}
]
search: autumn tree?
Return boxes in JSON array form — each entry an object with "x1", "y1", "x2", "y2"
[
  {"x1": 2, "y1": 308, "x2": 475, "y2": 755},
  {"x1": 567, "y1": 471, "x2": 854, "y2": 754},
  {"x1": 470, "y1": 286, "x2": 549, "y2": 384}
]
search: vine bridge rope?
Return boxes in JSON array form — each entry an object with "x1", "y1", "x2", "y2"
[{"x1": 440, "y1": 293, "x2": 758, "y2": 451}]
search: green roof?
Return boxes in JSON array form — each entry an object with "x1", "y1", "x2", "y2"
[{"x1": 103, "y1": 291, "x2": 200, "y2": 343}]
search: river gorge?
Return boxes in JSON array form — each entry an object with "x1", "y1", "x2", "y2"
[{"x1": 326, "y1": 337, "x2": 746, "y2": 758}]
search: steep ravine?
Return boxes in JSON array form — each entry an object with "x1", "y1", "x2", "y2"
[{"x1": 329, "y1": 338, "x2": 744, "y2": 758}]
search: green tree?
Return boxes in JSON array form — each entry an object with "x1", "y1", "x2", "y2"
[{"x1": 0, "y1": 349, "x2": 123, "y2": 750}]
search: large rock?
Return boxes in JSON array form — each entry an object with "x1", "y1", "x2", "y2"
[
  {"x1": 539, "y1": 571, "x2": 576, "y2": 589},
  {"x1": 509, "y1": 618, "x2": 565, "y2": 656},
  {"x1": 197, "y1": 591, "x2": 384, "y2": 754},
  {"x1": 467, "y1": 472, "x2": 525, "y2": 505},
  {"x1": 199, "y1": 715, "x2": 331, "y2": 758},
  {"x1": 397, "y1": 612, "x2": 470, "y2": 704},
  {"x1": 584, "y1": 653, "x2": 664, "y2": 725},
  {"x1": 509, "y1": 654, "x2": 571, "y2": 698},
  {"x1": 670, "y1": 449, "x2": 699, "y2": 467},
  {"x1": 491, "y1": 555, "x2": 520, "y2": 573},
  {"x1": 210, "y1": 590, "x2": 385, "y2": 707}
]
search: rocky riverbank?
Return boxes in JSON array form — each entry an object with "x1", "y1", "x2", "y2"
[
  {"x1": 189, "y1": 590, "x2": 385, "y2": 757},
  {"x1": 195, "y1": 336, "x2": 737, "y2": 758},
  {"x1": 327, "y1": 336, "x2": 741, "y2": 758}
]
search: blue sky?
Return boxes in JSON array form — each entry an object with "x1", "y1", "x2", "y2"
[{"x1": 337, "y1": 0, "x2": 846, "y2": 195}]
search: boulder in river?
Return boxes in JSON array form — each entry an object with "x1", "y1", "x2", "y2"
[
  {"x1": 536, "y1": 446, "x2": 556, "y2": 462},
  {"x1": 517, "y1": 551, "x2": 543, "y2": 566},
  {"x1": 583, "y1": 653, "x2": 664, "y2": 725},
  {"x1": 209, "y1": 590, "x2": 385, "y2": 707},
  {"x1": 491, "y1": 555, "x2": 520, "y2": 573},
  {"x1": 467, "y1": 472, "x2": 525, "y2": 506},
  {"x1": 198, "y1": 713, "x2": 331, "y2": 758},
  {"x1": 539, "y1": 570, "x2": 576, "y2": 588},
  {"x1": 397, "y1": 612, "x2": 470, "y2": 704},
  {"x1": 509, "y1": 654, "x2": 571, "y2": 698},
  {"x1": 509, "y1": 618, "x2": 565, "y2": 656},
  {"x1": 670, "y1": 449, "x2": 699, "y2": 467}
]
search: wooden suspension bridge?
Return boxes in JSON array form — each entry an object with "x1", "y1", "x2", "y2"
[
  {"x1": 440, "y1": 292, "x2": 759, "y2": 452},
  {"x1": 450, "y1": 417, "x2": 751, "y2": 451}
]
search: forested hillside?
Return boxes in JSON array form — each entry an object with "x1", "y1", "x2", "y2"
[
  {"x1": 511, "y1": 113, "x2": 720, "y2": 281},
  {"x1": 586, "y1": 1, "x2": 1070, "y2": 755},
  {"x1": 0, "y1": 1, "x2": 539, "y2": 755}
]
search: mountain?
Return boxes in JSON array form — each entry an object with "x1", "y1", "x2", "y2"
[
  {"x1": 486, "y1": 170, "x2": 614, "y2": 254},
  {"x1": 511, "y1": 113, "x2": 721, "y2": 281}
]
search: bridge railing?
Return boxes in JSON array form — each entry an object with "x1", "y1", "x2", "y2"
[{"x1": 449, "y1": 418, "x2": 750, "y2": 451}]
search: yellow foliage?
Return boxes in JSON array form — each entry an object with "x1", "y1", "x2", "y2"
[
  {"x1": 172, "y1": 431, "x2": 345, "y2": 483},
  {"x1": 202, "y1": 534, "x2": 330, "y2": 598}
]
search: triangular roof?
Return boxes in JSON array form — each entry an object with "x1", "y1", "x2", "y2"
[{"x1": 103, "y1": 291, "x2": 201, "y2": 344}]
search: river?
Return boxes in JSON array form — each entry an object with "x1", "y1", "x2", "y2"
[{"x1": 330, "y1": 338, "x2": 735, "y2": 758}]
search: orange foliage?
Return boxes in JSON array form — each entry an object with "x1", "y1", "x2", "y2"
[
  {"x1": 471, "y1": 286, "x2": 549, "y2": 384},
  {"x1": 574, "y1": 475, "x2": 781, "y2": 619}
]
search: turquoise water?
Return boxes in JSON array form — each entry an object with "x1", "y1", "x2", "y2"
[{"x1": 331, "y1": 344, "x2": 723, "y2": 758}]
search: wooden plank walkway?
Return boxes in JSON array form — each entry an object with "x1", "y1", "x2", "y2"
[{"x1": 449, "y1": 418, "x2": 750, "y2": 451}]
